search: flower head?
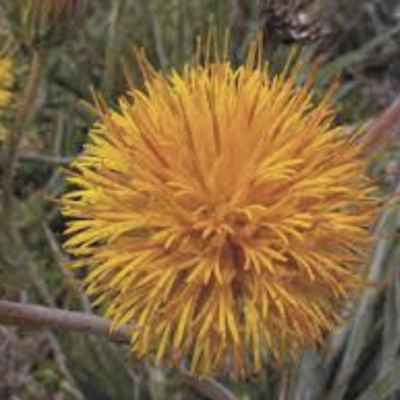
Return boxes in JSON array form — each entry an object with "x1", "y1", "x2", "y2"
[{"x1": 62, "y1": 35, "x2": 380, "y2": 376}]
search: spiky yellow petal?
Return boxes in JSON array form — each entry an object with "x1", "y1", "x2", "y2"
[{"x1": 62, "y1": 36, "x2": 380, "y2": 376}]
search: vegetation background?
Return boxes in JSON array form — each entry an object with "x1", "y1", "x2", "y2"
[{"x1": 1, "y1": 0, "x2": 400, "y2": 399}]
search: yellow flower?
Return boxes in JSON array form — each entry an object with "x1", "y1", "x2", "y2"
[{"x1": 62, "y1": 35, "x2": 380, "y2": 376}]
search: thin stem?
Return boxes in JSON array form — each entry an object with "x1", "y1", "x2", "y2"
[
  {"x1": 20, "y1": 153, "x2": 72, "y2": 166},
  {"x1": 181, "y1": 370, "x2": 239, "y2": 400},
  {"x1": 362, "y1": 94, "x2": 400, "y2": 156},
  {"x1": 0, "y1": 300, "x2": 130, "y2": 342},
  {"x1": 0, "y1": 300, "x2": 239, "y2": 400}
]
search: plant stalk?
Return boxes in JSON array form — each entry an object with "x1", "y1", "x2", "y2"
[{"x1": 0, "y1": 299, "x2": 239, "y2": 400}]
